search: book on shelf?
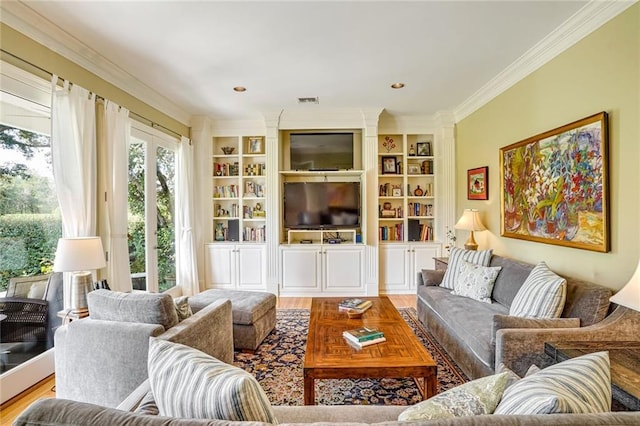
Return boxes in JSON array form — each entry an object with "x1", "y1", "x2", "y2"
[
  {"x1": 343, "y1": 327, "x2": 384, "y2": 342},
  {"x1": 344, "y1": 335, "x2": 387, "y2": 349},
  {"x1": 338, "y1": 299, "x2": 373, "y2": 313}
]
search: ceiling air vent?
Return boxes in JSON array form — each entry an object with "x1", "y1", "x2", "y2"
[{"x1": 297, "y1": 97, "x2": 319, "y2": 104}]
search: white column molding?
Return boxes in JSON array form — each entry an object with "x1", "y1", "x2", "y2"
[
  {"x1": 190, "y1": 115, "x2": 214, "y2": 291},
  {"x1": 434, "y1": 111, "x2": 456, "y2": 245},
  {"x1": 263, "y1": 110, "x2": 284, "y2": 295},
  {"x1": 361, "y1": 108, "x2": 383, "y2": 295}
]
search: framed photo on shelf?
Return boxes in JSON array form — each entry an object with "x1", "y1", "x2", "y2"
[
  {"x1": 381, "y1": 156, "x2": 398, "y2": 174},
  {"x1": 407, "y1": 164, "x2": 421, "y2": 175},
  {"x1": 417, "y1": 142, "x2": 431, "y2": 156},
  {"x1": 248, "y1": 137, "x2": 263, "y2": 154},
  {"x1": 392, "y1": 187, "x2": 402, "y2": 197},
  {"x1": 467, "y1": 166, "x2": 488, "y2": 200}
]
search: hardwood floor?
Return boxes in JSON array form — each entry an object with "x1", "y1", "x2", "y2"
[{"x1": 0, "y1": 295, "x2": 416, "y2": 424}]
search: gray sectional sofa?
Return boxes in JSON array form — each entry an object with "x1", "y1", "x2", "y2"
[{"x1": 416, "y1": 254, "x2": 630, "y2": 379}]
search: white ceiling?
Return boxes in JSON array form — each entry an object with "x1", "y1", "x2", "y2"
[{"x1": 6, "y1": 1, "x2": 624, "y2": 122}]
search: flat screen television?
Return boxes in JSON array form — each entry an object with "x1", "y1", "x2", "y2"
[
  {"x1": 283, "y1": 182, "x2": 360, "y2": 229},
  {"x1": 290, "y1": 133, "x2": 354, "y2": 170}
]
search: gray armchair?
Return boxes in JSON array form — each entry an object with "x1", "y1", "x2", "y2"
[{"x1": 55, "y1": 290, "x2": 234, "y2": 408}]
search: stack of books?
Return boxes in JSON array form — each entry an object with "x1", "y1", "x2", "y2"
[
  {"x1": 338, "y1": 298, "x2": 373, "y2": 314},
  {"x1": 343, "y1": 327, "x2": 386, "y2": 348}
]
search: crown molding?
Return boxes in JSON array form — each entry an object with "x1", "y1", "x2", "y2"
[
  {"x1": 1, "y1": 1, "x2": 191, "y2": 125},
  {"x1": 454, "y1": 0, "x2": 637, "y2": 122}
]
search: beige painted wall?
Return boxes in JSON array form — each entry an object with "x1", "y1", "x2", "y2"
[
  {"x1": 456, "y1": 4, "x2": 639, "y2": 290},
  {"x1": 0, "y1": 23, "x2": 189, "y2": 137}
]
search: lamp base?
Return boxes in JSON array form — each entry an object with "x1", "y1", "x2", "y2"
[
  {"x1": 70, "y1": 271, "x2": 91, "y2": 314},
  {"x1": 464, "y1": 231, "x2": 478, "y2": 251}
]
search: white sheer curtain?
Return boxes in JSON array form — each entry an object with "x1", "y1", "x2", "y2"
[
  {"x1": 51, "y1": 76, "x2": 97, "y2": 308},
  {"x1": 50, "y1": 76, "x2": 97, "y2": 238},
  {"x1": 100, "y1": 100, "x2": 133, "y2": 292},
  {"x1": 176, "y1": 137, "x2": 199, "y2": 295}
]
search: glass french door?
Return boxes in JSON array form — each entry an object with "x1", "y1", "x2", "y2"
[{"x1": 128, "y1": 125, "x2": 177, "y2": 293}]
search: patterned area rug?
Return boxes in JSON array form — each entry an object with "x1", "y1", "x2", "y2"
[{"x1": 234, "y1": 308, "x2": 468, "y2": 406}]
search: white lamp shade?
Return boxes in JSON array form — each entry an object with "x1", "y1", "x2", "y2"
[
  {"x1": 53, "y1": 237, "x2": 106, "y2": 272},
  {"x1": 454, "y1": 209, "x2": 487, "y2": 232},
  {"x1": 610, "y1": 260, "x2": 640, "y2": 312}
]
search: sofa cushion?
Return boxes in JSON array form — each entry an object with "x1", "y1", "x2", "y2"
[
  {"x1": 148, "y1": 338, "x2": 277, "y2": 423},
  {"x1": 88, "y1": 290, "x2": 179, "y2": 330},
  {"x1": 489, "y1": 256, "x2": 534, "y2": 308},
  {"x1": 509, "y1": 262, "x2": 567, "y2": 319},
  {"x1": 451, "y1": 261, "x2": 502, "y2": 304},
  {"x1": 419, "y1": 286, "x2": 508, "y2": 369},
  {"x1": 440, "y1": 247, "x2": 493, "y2": 290},
  {"x1": 495, "y1": 351, "x2": 611, "y2": 414},
  {"x1": 562, "y1": 278, "x2": 612, "y2": 326},
  {"x1": 174, "y1": 296, "x2": 193, "y2": 322},
  {"x1": 190, "y1": 289, "x2": 276, "y2": 325},
  {"x1": 398, "y1": 372, "x2": 510, "y2": 420}
]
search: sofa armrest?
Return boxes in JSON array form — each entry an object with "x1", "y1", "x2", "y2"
[
  {"x1": 160, "y1": 298, "x2": 234, "y2": 364},
  {"x1": 417, "y1": 269, "x2": 445, "y2": 287},
  {"x1": 272, "y1": 405, "x2": 406, "y2": 424},
  {"x1": 55, "y1": 319, "x2": 164, "y2": 408},
  {"x1": 491, "y1": 314, "x2": 580, "y2": 345}
]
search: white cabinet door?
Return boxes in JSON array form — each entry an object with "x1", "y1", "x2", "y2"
[
  {"x1": 410, "y1": 244, "x2": 441, "y2": 287},
  {"x1": 205, "y1": 244, "x2": 235, "y2": 289},
  {"x1": 237, "y1": 245, "x2": 266, "y2": 290},
  {"x1": 280, "y1": 247, "x2": 322, "y2": 293},
  {"x1": 380, "y1": 245, "x2": 411, "y2": 293},
  {"x1": 323, "y1": 246, "x2": 364, "y2": 291}
]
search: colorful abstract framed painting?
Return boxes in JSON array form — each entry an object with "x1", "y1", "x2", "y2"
[
  {"x1": 500, "y1": 112, "x2": 609, "y2": 252},
  {"x1": 467, "y1": 166, "x2": 488, "y2": 200}
]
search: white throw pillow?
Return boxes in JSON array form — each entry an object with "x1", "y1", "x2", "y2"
[
  {"x1": 451, "y1": 261, "x2": 502, "y2": 303},
  {"x1": 495, "y1": 351, "x2": 611, "y2": 415},
  {"x1": 398, "y1": 372, "x2": 510, "y2": 421},
  {"x1": 440, "y1": 247, "x2": 493, "y2": 290},
  {"x1": 148, "y1": 338, "x2": 277, "y2": 423},
  {"x1": 509, "y1": 262, "x2": 567, "y2": 318}
]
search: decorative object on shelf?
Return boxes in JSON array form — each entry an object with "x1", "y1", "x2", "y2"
[
  {"x1": 221, "y1": 146, "x2": 235, "y2": 155},
  {"x1": 382, "y1": 136, "x2": 396, "y2": 152},
  {"x1": 421, "y1": 160, "x2": 433, "y2": 174},
  {"x1": 248, "y1": 137, "x2": 263, "y2": 154},
  {"x1": 53, "y1": 237, "x2": 106, "y2": 314},
  {"x1": 381, "y1": 156, "x2": 398, "y2": 174},
  {"x1": 417, "y1": 142, "x2": 431, "y2": 156},
  {"x1": 392, "y1": 187, "x2": 402, "y2": 197},
  {"x1": 455, "y1": 209, "x2": 487, "y2": 251},
  {"x1": 413, "y1": 185, "x2": 424, "y2": 196},
  {"x1": 215, "y1": 223, "x2": 225, "y2": 241},
  {"x1": 467, "y1": 166, "x2": 488, "y2": 200},
  {"x1": 407, "y1": 164, "x2": 421, "y2": 175},
  {"x1": 409, "y1": 144, "x2": 416, "y2": 156},
  {"x1": 500, "y1": 111, "x2": 609, "y2": 252}
]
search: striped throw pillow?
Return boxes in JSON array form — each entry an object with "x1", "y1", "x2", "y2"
[
  {"x1": 440, "y1": 247, "x2": 493, "y2": 290},
  {"x1": 509, "y1": 262, "x2": 567, "y2": 318},
  {"x1": 148, "y1": 338, "x2": 277, "y2": 423},
  {"x1": 495, "y1": 351, "x2": 611, "y2": 414}
]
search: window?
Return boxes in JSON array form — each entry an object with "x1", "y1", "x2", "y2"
[{"x1": 128, "y1": 125, "x2": 177, "y2": 293}]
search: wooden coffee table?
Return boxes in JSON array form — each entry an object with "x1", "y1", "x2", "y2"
[{"x1": 303, "y1": 296, "x2": 437, "y2": 405}]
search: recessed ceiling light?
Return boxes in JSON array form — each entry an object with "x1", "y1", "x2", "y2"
[
  {"x1": 233, "y1": 86, "x2": 246, "y2": 92},
  {"x1": 391, "y1": 83, "x2": 405, "y2": 89}
]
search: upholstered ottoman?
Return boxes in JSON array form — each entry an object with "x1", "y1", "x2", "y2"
[{"x1": 189, "y1": 289, "x2": 276, "y2": 351}]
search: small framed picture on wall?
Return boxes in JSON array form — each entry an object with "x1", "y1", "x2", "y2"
[{"x1": 467, "y1": 166, "x2": 488, "y2": 200}]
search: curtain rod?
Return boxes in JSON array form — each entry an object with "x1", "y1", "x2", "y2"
[{"x1": 1, "y1": 49, "x2": 187, "y2": 141}]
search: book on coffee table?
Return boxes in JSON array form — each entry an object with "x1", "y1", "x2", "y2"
[
  {"x1": 343, "y1": 327, "x2": 384, "y2": 342},
  {"x1": 338, "y1": 299, "x2": 373, "y2": 313},
  {"x1": 344, "y1": 335, "x2": 387, "y2": 348}
]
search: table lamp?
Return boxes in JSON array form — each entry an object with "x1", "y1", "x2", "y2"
[
  {"x1": 610, "y1": 259, "x2": 640, "y2": 312},
  {"x1": 454, "y1": 209, "x2": 486, "y2": 251},
  {"x1": 53, "y1": 237, "x2": 106, "y2": 313}
]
